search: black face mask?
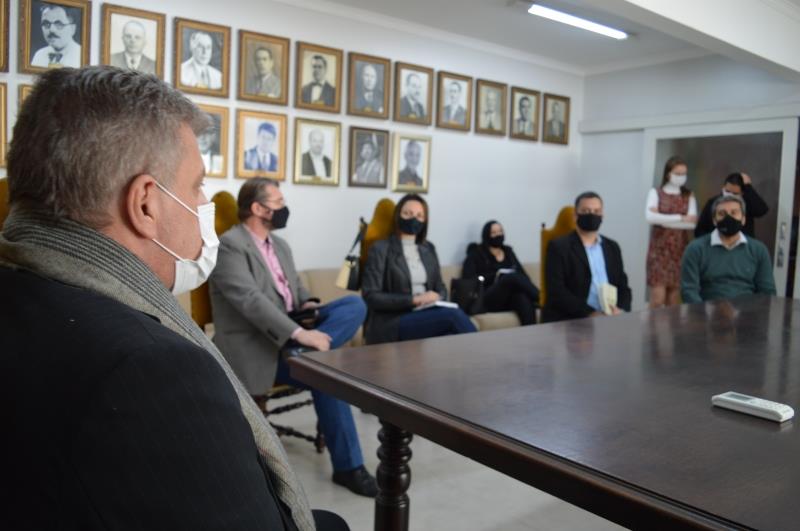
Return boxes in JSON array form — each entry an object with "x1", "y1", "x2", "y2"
[
  {"x1": 398, "y1": 216, "x2": 424, "y2": 236},
  {"x1": 716, "y1": 215, "x2": 742, "y2": 237},
  {"x1": 488, "y1": 235, "x2": 505, "y2": 248},
  {"x1": 268, "y1": 206, "x2": 290, "y2": 229},
  {"x1": 576, "y1": 213, "x2": 602, "y2": 232}
]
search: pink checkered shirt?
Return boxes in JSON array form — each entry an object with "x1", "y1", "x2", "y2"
[{"x1": 246, "y1": 226, "x2": 295, "y2": 312}]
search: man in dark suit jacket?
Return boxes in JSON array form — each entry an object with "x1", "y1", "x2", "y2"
[
  {"x1": 542, "y1": 191, "x2": 632, "y2": 323},
  {"x1": 355, "y1": 63, "x2": 383, "y2": 112},
  {"x1": 397, "y1": 140, "x2": 423, "y2": 187},
  {"x1": 301, "y1": 55, "x2": 335, "y2": 106},
  {"x1": 694, "y1": 172, "x2": 769, "y2": 238},
  {"x1": 243, "y1": 122, "x2": 278, "y2": 172},
  {"x1": 300, "y1": 129, "x2": 332, "y2": 177},
  {"x1": 399, "y1": 72, "x2": 426, "y2": 119}
]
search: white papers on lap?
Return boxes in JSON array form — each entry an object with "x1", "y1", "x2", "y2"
[
  {"x1": 495, "y1": 268, "x2": 515, "y2": 277},
  {"x1": 599, "y1": 283, "x2": 617, "y2": 315},
  {"x1": 413, "y1": 300, "x2": 459, "y2": 312}
]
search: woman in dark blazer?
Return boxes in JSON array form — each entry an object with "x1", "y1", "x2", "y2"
[
  {"x1": 462, "y1": 220, "x2": 540, "y2": 325},
  {"x1": 362, "y1": 194, "x2": 477, "y2": 344}
]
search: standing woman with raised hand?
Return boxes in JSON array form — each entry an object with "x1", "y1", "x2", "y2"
[{"x1": 645, "y1": 156, "x2": 698, "y2": 308}]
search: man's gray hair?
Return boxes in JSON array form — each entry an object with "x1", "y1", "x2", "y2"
[
  {"x1": 8, "y1": 66, "x2": 209, "y2": 228},
  {"x1": 190, "y1": 31, "x2": 212, "y2": 49},
  {"x1": 712, "y1": 194, "x2": 746, "y2": 217}
]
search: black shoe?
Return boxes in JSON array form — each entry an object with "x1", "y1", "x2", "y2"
[
  {"x1": 280, "y1": 340, "x2": 316, "y2": 359},
  {"x1": 332, "y1": 465, "x2": 378, "y2": 497}
]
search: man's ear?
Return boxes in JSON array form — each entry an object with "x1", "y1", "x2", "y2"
[{"x1": 126, "y1": 174, "x2": 161, "y2": 239}]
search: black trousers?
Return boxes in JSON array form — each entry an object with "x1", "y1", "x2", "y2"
[{"x1": 483, "y1": 272, "x2": 539, "y2": 325}]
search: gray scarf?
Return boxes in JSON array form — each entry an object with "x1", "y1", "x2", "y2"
[{"x1": 0, "y1": 208, "x2": 314, "y2": 531}]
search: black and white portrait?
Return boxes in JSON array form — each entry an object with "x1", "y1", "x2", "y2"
[
  {"x1": 542, "y1": 93, "x2": 570, "y2": 145},
  {"x1": 236, "y1": 110, "x2": 286, "y2": 180},
  {"x1": 348, "y1": 53, "x2": 389, "y2": 119},
  {"x1": 395, "y1": 62, "x2": 432, "y2": 125},
  {"x1": 21, "y1": 0, "x2": 90, "y2": 73},
  {"x1": 238, "y1": 30, "x2": 288, "y2": 105},
  {"x1": 349, "y1": 127, "x2": 388, "y2": 188},
  {"x1": 476, "y1": 80, "x2": 507, "y2": 135},
  {"x1": 174, "y1": 19, "x2": 230, "y2": 97},
  {"x1": 102, "y1": 5, "x2": 164, "y2": 77},
  {"x1": 295, "y1": 42, "x2": 342, "y2": 113},
  {"x1": 437, "y1": 71, "x2": 472, "y2": 131},
  {"x1": 294, "y1": 118, "x2": 340, "y2": 185},
  {"x1": 391, "y1": 134, "x2": 431, "y2": 193},
  {"x1": 196, "y1": 104, "x2": 228, "y2": 178},
  {"x1": 510, "y1": 87, "x2": 540, "y2": 141}
]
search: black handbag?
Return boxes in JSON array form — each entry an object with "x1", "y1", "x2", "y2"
[
  {"x1": 450, "y1": 277, "x2": 485, "y2": 315},
  {"x1": 335, "y1": 217, "x2": 367, "y2": 291}
]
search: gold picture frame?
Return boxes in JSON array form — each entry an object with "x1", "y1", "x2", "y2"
[
  {"x1": 293, "y1": 117, "x2": 340, "y2": 186},
  {"x1": 542, "y1": 93, "x2": 570, "y2": 145},
  {"x1": 394, "y1": 62, "x2": 433, "y2": 126},
  {"x1": 19, "y1": 0, "x2": 91, "y2": 74},
  {"x1": 101, "y1": 4, "x2": 165, "y2": 79},
  {"x1": 475, "y1": 79, "x2": 507, "y2": 136},
  {"x1": 390, "y1": 132, "x2": 430, "y2": 194},
  {"x1": 509, "y1": 87, "x2": 540, "y2": 141},
  {"x1": 436, "y1": 71, "x2": 472, "y2": 132},
  {"x1": 173, "y1": 18, "x2": 230, "y2": 98},
  {"x1": 295, "y1": 42, "x2": 342, "y2": 114},
  {"x1": 237, "y1": 29, "x2": 289, "y2": 106},
  {"x1": 0, "y1": 0, "x2": 9, "y2": 72},
  {"x1": 196, "y1": 104, "x2": 229, "y2": 179},
  {"x1": 18, "y1": 83, "x2": 34, "y2": 110},
  {"x1": 348, "y1": 126, "x2": 389, "y2": 189},
  {"x1": 347, "y1": 52, "x2": 390, "y2": 120},
  {"x1": 0, "y1": 83, "x2": 6, "y2": 168},
  {"x1": 236, "y1": 109, "x2": 287, "y2": 181}
]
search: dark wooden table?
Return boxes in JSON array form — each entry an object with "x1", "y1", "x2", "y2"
[{"x1": 289, "y1": 296, "x2": 800, "y2": 530}]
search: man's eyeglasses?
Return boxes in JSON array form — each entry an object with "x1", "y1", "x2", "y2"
[{"x1": 41, "y1": 21, "x2": 74, "y2": 30}]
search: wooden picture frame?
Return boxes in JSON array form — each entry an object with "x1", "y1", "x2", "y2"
[
  {"x1": 19, "y1": 0, "x2": 91, "y2": 74},
  {"x1": 347, "y1": 52, "x2": 390, "y2": 120},
  {"x1": 436, "y1": 71, "x2": 472, "y2": 132},
  {"x1": 0, "y1": 83, "x2": 6, "y2": 168},
  {"x1": 196, "y1": 104, "x2": 229, "y2": 179},
  {"x1": 235, "y1": 109, "x2": 287, "y2": 181},
  {"x1": 0, "y1": 0, "x2": 9, "y2": 72},
  {"x1": 294, "y1": 42, "x2": 342, "y2": 114},
  {"x1": 391, "y1": 132, "x2": 431, "y2": 193},
  {"x1": 542, "y1": 93, "x2": 570, "y2": 145},
  {"x1": 237, "y1": 29, "x2": 289, "y2": 106},
  {"x1": 173, "y1": 18, "x2": 230, "y2": 98},
  {"x1": 349, "y1": 126, "x2": 389, "y2": 188},
  {"x1": 101, "y1": 4, "x2": 165, "y2": 79},
  {"x1": 394, "y1": 62, "x2": 433, "y2": 126},
  {"x1": 509, "y1": 87, "x2": 540, "y2": 141},
  {"x1": 18, "y1": 83, "x2": 34, "y2": 110},
  {"x1": 293, "y1": 117, "x2": 340, "y2": 186},
  {"x1": 475, "y1": 79, "x2": 507, "y2": 136}
]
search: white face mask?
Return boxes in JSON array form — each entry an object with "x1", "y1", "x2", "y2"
[
  {"x1": 151, "y1": 182, "x2": 219, "y2": 295},
  {"x1": 669, "y1": 173, "x2": 687, "y2": 187}
]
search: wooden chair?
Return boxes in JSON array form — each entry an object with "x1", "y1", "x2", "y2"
[
  {"x1": 190, "y1": 191, "x2": 323, "y2": 452},
  {"x1": 360, "y1": 197, "x2": 396, "y2": 270},
  {"x1": 0, "y1": 178, "x2": 9, "y2": 229},
  {"x1": 539, "y1": 206, "x2": 576, "y2": 307}
]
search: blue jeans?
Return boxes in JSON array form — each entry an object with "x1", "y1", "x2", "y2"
[
  {"x1": 275, "y1": 295, "x2": 366, "y2": 472},
  {"x1": 397, "y1": 306, "x2": 477, "y2": 341}
]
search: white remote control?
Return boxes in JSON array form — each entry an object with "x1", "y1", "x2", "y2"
[{"x1": 711, "y1": 391, "x2": 794, "y2": 422}]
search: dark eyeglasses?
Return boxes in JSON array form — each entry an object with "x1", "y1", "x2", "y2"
[{"x1": 41, "y1": 21, "x2": 74, "y2": 30}]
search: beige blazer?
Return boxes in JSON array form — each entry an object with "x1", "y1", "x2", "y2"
[{"x1": 209, "y1": 224, "x2": 311, "y2": 394}]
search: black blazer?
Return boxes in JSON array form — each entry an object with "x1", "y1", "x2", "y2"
[
  {"x1": 542, "y1": 231, "x2": 632, "y2": 323},
  {"x1": 301, "y1": 151, "x2": 332, "y2": 177},
  {"x1": 461, "y1": 243, "x2": 529, "y2": 289},
  {"x1": 361, "y1": 235, "x2": 447, "y2": 344},
  {"x1": 301, "y1": 81, "x2": 335, "y2": 106},
  {"x1": 0, "y1": 267, "x2": 295, "y2": 531},
  {"x1": 694, "y1": 184, "x2": 769, "y2": 238}
]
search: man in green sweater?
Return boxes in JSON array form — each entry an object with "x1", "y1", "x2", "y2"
[{"x1": 681, "y1": 194, "x2": 775, "y2": 303}]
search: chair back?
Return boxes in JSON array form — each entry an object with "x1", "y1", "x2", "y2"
[
  {"x1": 190, "y1": 191, "x2": 238, "y2": 329},
  {"x1": 0, "y1": 178, "x2": 9, "y2": 230},
  {"x1": 539, "y1": 206, "x2": 576, "y2": 307},
  {"x1": 360, "y1": 197, "x2": 395, "y2": 269}
]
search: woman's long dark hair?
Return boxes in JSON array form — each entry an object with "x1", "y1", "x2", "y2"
[
  {"x1": 394, "y1": 193, "x2": 429, "y2": 243},
  {"x1": 481, "y1": 220, "x2": 501, "y2": 247},
  {"x1": 661, "y1": 155, "x2": 691, "y2": 197}
]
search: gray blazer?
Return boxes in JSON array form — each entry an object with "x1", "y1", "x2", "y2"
[{"x1": 209, "y1": 224, "x2": 311, "y2": 394}]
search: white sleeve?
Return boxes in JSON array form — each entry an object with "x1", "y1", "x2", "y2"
[
  {"x1": 645, "y1": 188, "x2": 682, "y2": 225},
  {"x1": 688, "y1": 195, "x2": 697, "y2": 216}
]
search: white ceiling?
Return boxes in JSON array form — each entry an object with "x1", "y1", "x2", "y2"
[{"x1": 316, "y1": 0, "x2": 707, "y2": 73}]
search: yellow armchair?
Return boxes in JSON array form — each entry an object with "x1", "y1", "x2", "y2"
[{"x1": 540, "y1": 206, "x2": 576, "y2": 307}]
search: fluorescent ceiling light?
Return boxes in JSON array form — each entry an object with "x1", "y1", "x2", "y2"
[{"x1": 528, "y1": 4, "x2": 628, "y2": 40}]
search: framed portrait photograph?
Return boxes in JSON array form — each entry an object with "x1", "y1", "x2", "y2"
[
  {"x1": 237, "y1": 30, "x2": 289, "y2": 105},
  {"x1": 394, "y1": 62, "x2": 433, "y2": 126},
  {"x1": 475, "y1": 79, "x2": 507, "y2": 136},
  {"x1": 349, "y1": 126, "x2": 389, "y2": 188},
  {"x1": 391, "y1": 133, "x2": 431, "y2": 193},
  {"x1": 101, "y1": 4, "x2": 165, "y2": 79},
  {"x1": 347, "y1": 52, "x2": 390, "y2": 120},
  {"x1": 0, "y1": 83, "x2": 6, "y2": 167},
  {"x1": 436, "y1": 71, "x2": 472, "y2": 132},
  {"x1": 542, "y1": 93, "x2": 570, "y2": 145},
  {"x1": 0, "y1": 0, "x2": 8, "y2": 72},
  {"x1": 196, "y1": 104, "x2": 229, "y2": 179},
  {"x1": 19, "y1": 0, "x2": 91, "y2": 74},
  {"x1": 174, "y1": 18, "x2": 230, "y2": 98},
  {"x1": 509, "y1": 87, "x2": 540, "y2": 141},
  {"x1": 295, "y1": 42, "x2": 342, "y2": 114},
  {"x1": 293, "y1": 118, "x2": 340, "y2": 186},
  {"x1": 236, "y1": 109, "x2": 287, "y2": 181},
  {"x1": 18, "y1": 83, "x2": 34, "y2": 110}
]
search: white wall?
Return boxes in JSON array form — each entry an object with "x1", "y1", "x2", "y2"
[
  {"x1": 0, "y1": 0, "x2": 584, "y2": 271},
  {"x1": 579, "y1": 54, "x2": 800, "y2": 309}
]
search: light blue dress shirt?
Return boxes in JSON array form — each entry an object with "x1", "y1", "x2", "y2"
[{"x1": 584, "y1": 235, "x2": 608, "y2": 312}]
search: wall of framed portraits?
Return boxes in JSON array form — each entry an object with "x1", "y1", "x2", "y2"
[{"x1": 0, "y1": 0, "x2": 585, "y2": 270}]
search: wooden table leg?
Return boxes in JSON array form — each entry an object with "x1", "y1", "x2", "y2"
[{"x1": 374, "y1": 420, "x2": 413, "y2": 531}]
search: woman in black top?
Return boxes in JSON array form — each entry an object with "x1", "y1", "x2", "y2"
[{"x1": 462, "y1": 220, "x2": 540, "y2": 325}]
